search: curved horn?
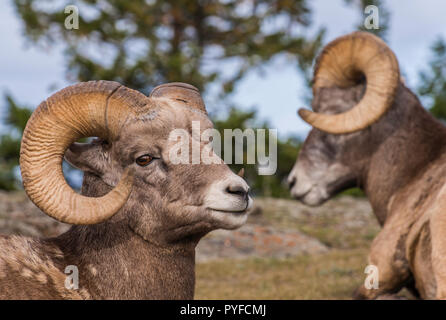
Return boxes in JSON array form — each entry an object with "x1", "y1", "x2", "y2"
[
  {"x1": 298, "y1": 31, "x2": 400, "y2": 134},
  {"x1": 20, "y1": 80, "x2": 149, "y2": 225},
  {"x1": 150, "y1": 82, "x2": 207, "y2": 114}
]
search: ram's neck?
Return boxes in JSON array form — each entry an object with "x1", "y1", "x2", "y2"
[
  {"x1": 50, "y1": 173, "x2": 196, "y2": 299},
  {"x1": 361, "y1": 87, "x2": 446, "y2": 225},
  {"x1": 53, "y1": 224, "x2": 195, "y2": 299}
]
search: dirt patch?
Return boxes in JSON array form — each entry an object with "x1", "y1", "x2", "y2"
[{"x1": 196, "y1": 224, "x2": 328, "y2": 262}]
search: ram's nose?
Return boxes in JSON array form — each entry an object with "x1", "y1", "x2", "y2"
[
  {"x1": 226, "y1": 182, "x2": 250, "y2": 202},
  {"x1": 205, "y1": 174, "x2": 252, "y2": 213}
]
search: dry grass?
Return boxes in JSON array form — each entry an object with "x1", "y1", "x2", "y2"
[
  {"x1": 196, "y1": 249, "x2": 368, "y2": 299},
  {"x1": 195, "y1": 196, "x2": 380, "y2": 299}
]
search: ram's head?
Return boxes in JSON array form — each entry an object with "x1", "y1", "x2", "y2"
[
  {"x1": 20, "y1": 81, "x2": 252, "y2": 243},
  {"x1": 288, "y1": 32, "x2": 400, "y2": 206}
]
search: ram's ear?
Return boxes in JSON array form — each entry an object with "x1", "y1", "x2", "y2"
[{"x1": 64, "y1": 139, "x2": 110, "y2": 175}]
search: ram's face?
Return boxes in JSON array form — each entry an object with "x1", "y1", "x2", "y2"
[
  {"x1": 288, "y1": 127, "x2": 357, "y2": 206},
  {"x1": 288, "y1": 86, "x2": 368, "y2": 206},
  {"x1": 65, "y1": 101, "x2": 252, "y2": 242}
]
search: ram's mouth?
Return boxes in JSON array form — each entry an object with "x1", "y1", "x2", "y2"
[
  {"x1": 208, "y1": 208, "x2": 249, "y2": 215},
  {"x1": 207, "y1": 197, "x2": 253, "y2": 215},
  {"x1": 290, "y1": 187, "x2": 311, "y2": 200},
  {"x1": 295, "y1": 187, "x2": 330, "y2": 207}
]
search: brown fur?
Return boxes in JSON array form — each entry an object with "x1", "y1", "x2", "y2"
[
  {"x1": 289, "y1": 81, "x2": 446, "y2": 299},
  {"x1": 0, "y1": 99, "x2": 250, "y2": 299}
]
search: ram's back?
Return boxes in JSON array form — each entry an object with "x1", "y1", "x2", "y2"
[{"x1": 0, "y1": 235, "x2": 86, "y2": 299}]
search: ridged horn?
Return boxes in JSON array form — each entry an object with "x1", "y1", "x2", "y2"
[
  {"x1": 20, "y1": 80, "x2": 149, "y2": 225},
  {"x1": 150, "y1": 82, "x2": 207, "y2": 114},
  {"x1": 298, "y1": 31, "x2": 400, "y2": 134}
]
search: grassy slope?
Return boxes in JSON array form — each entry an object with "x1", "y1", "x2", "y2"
[
  {"x1": 196, "y1": 249, "x2": 368, "y2": 299},
  {"x1": 195, "y1": 196, "x2": 379, "y2": 299}
]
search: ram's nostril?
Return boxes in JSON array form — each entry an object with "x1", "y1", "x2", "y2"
[
  {"x1": 288, "y1": 176, "x2": 296, "y2": 189},
  {"x1": 226, "y1": 184, "x2": 248, "y2": 199}
]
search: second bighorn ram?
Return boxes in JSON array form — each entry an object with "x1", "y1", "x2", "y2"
[
  {"x1": 0, "y1": 81, "x2": 252, "y2": 299},
  {"x1": 288, "y1": 31, "x2": 446, "y2": 299}
]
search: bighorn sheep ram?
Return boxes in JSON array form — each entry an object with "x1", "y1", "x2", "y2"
[
  {"x1": 288, "y1": 31, "x2": 446, "y2": 299},
  {"x1": 0, "y1": 81, "x2": 252, "y2": 299}
]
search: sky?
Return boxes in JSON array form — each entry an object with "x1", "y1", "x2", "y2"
[{"x1": 1, "y1": 0, "x2": 446, "y2": 139}]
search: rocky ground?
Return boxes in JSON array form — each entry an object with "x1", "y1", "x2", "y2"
[
  {"x1": 194, "y1": 196, "x2": 384, "y2": 299},
  {"x1": 0, "y1": 191, "x2": 70, "y2": 237},
  {"x1": 196, "y1": 196, "x2": 377, "y2": 261},
  {"x1": 0, "y1": 191, "x2": 383, "y2": 299},
  {"x1": 0, "y1": 191, "x2": 377, "y2": 260}
]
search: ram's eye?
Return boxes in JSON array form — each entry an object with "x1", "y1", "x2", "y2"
[{"x1": 136, "y1": 155, "x2": 154, "y2": 167}]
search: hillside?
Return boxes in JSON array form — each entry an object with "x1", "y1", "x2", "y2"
[{"x1": 0, "y1": 191, "x2": 382, "y2": 299}]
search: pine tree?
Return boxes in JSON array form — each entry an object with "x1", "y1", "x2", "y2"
[
  {"x1": 3, "y1": 0, "x2": 324, "y2": 194},
  {"x1": 418, "y1": 37, "x2": 446, "y2": 121},
  {"x1": 0, "y1": 95, "x2": 32, "y2": 190},
  {"x1": 13, "y1": 0, "x2": 323, "y2": 100},
  {"x1": 213, "y1": 108, "x2": 300, "y2": 197}
]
